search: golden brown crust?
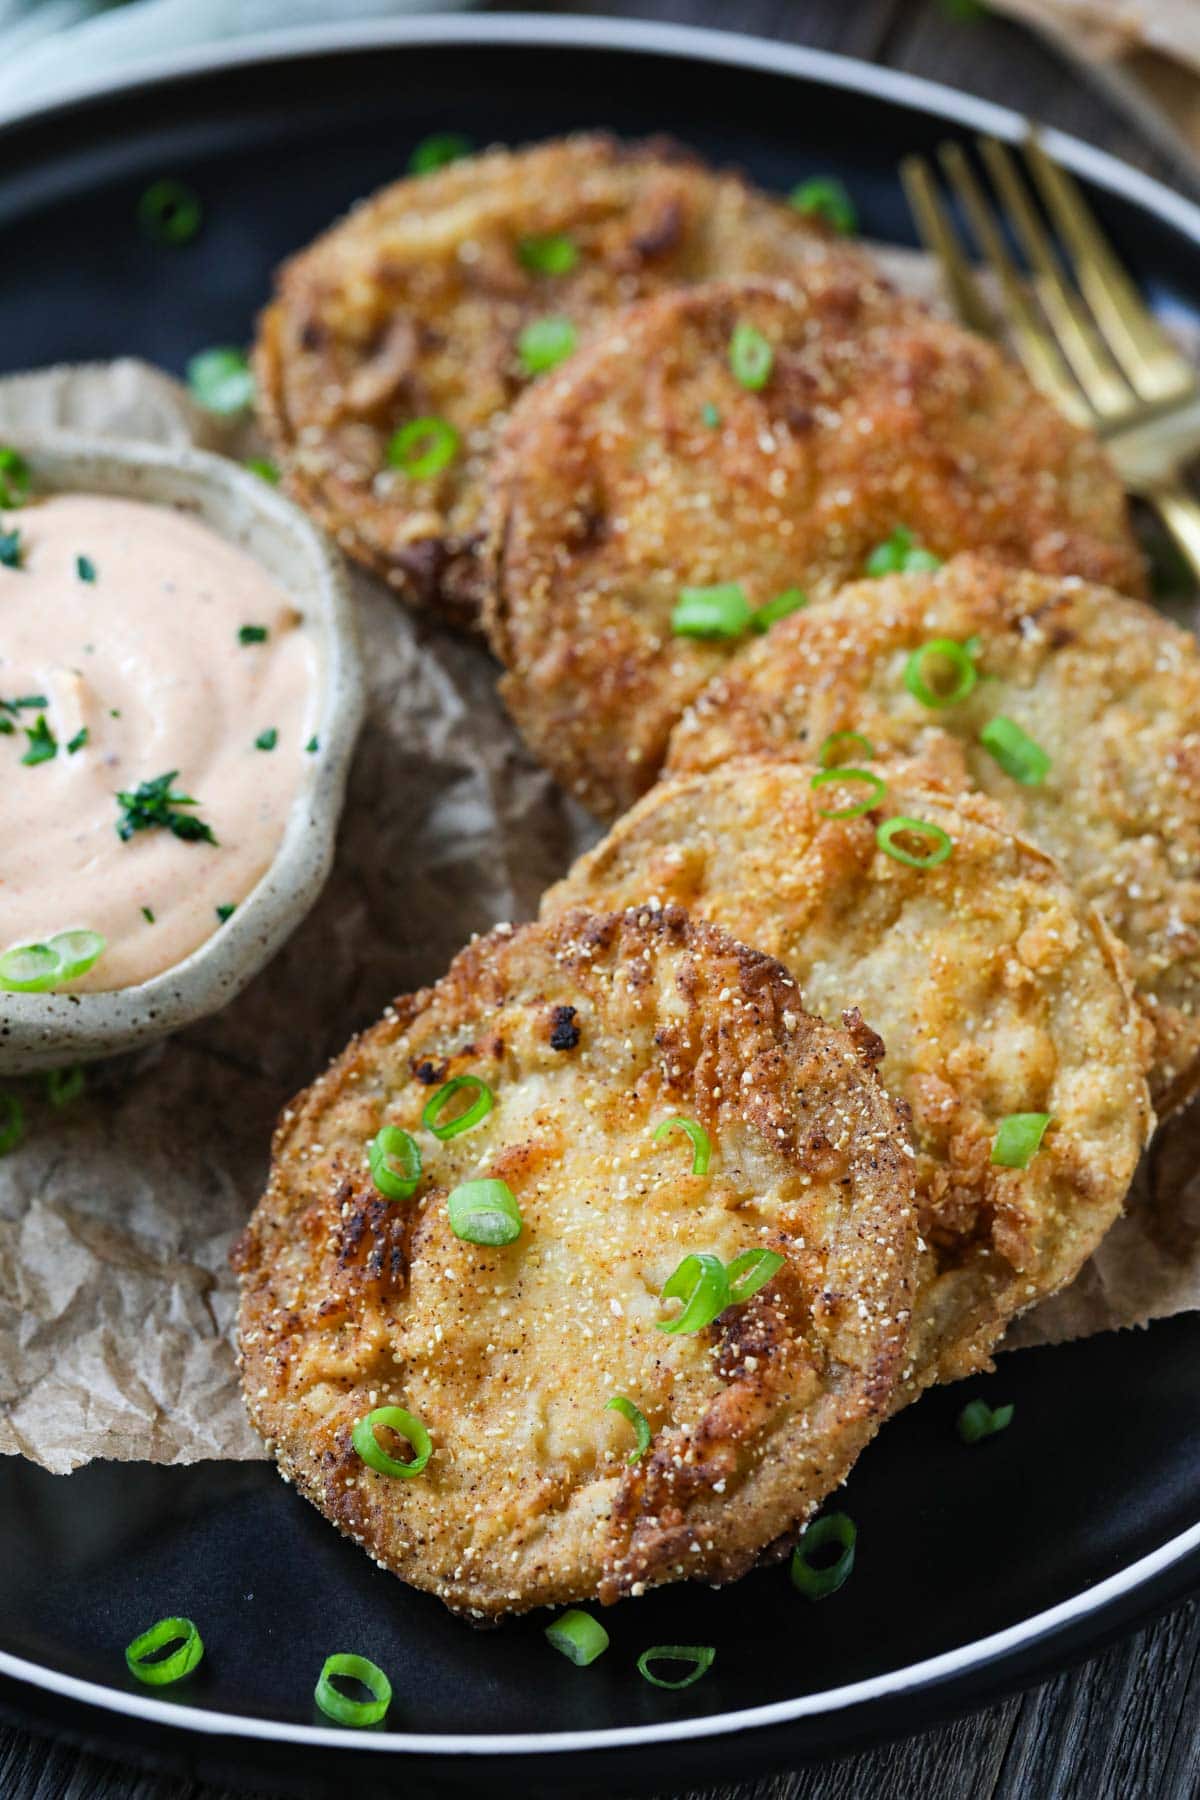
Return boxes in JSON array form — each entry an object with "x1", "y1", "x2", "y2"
[
  {"x1": 543, "y1": 763, "x2": 1152, "y2": 1396},
  {"x1": 667, "y1": 555, "x2": 1199, "y2": 1109},
  {"x1": 235, "y1": 906, "x2": 918, "y2": 1618},
  {"x1": 254, "y1": 133, "x2": 867, "y2": 625},
  {"x1": 484, "y1": 279, "x2": 1143, "y2": 818}
]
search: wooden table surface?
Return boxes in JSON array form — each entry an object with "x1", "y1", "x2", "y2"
[{"x1": 4, "y1": 1, "x2": 1199, "y2": 1795}]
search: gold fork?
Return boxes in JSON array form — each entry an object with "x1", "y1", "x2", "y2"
[{"x1": 901, "y1": 130, "x2": 1200, "y2": 580}]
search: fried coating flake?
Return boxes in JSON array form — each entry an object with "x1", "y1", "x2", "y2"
[
  {"x1": 668, "y1": 555, "x2": 1200, "y2": 1109},
  {"x1": 234, "y1": 906, "x2": 918, "y2": 1619},
  {"x1": 544, "y1": 762, "x2": 1151, "y2": 1395},
  {"x1": 254, "y1": 134, "x2": 868, "y2": 623},
  {"x1": 484, "y1": 279, "x2": 1143, "y2": 819}
]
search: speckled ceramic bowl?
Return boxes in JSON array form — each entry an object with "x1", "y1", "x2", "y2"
[{"x1": 0, "y1": 434, "x2": 364, "y2": 1073}]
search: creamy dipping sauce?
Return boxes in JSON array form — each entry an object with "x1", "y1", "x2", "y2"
[{"x1": 0, "y1": 493, "x2": 318, "y2": 992}]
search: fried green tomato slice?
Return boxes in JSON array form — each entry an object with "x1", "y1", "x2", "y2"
[
  {"x1": 254, "y1": 133, "x2": 869, "y2": 625},
  {"x1": 544, "y1": 763, "x2": 1151, "y2": 1397},
  {"x1": 668, "y1": 554, "x2": 1200, "y2": 1111},
  {"x1": 483, "y1": 278, "x2": 1143, "y2": 819},
  {"x1": 233, "y1": 905, "x2": 918, "y2": 1619}
]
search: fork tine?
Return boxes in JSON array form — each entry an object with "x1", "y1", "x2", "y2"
[
  {"x1": 1023, "y1": 130, "x2": 1193, "y2": 403},
  {"x1": 899, "y1": 154, "x2": 997, "y2": 339},
  {"x1": 936, "y1": 140, "x2": 1090, "y2": 425},
  {"x1": 977, "y1": 136, "x2": 1132, "y2": 421}
]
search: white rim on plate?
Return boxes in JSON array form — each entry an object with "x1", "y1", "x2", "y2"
[{"x1": 1, "y1": 11, "x2": 1196, "y2": 1758}]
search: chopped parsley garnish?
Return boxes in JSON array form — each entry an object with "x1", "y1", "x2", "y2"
[
  {"x1": 77, "y1": 555, "x2": 97, "y2": 582},
  {"x1": 0, "y1": 528, "x2": 22, "y2": 569},
  {"x1": 244, "y1": 458, "x2": 279, "y2": 485},
  {"x1": 0, "y1": 448, "x2": 29, "y2": 508},
  {"x1": 255, "y1": 728, "x2": 278, "y2": 751},
  {"x1": 0, "y1": 694, "x2": 46, "y2": 734},
  {"x1": 216, "y1": 903, "x2": 236, "y2": 923},
  {"x1": 21, "y1": 714, "x2": 57, "y2": 765},
  {"x1": 239, "y1": 624, "x2": 268, "y2": 644},
  {"x1": 141, "y1": 906, "x2": 155, "y2": 924},
  {"x1": 67, "y1": 727, "x2": 89, "y2": 755},
  {"x1": 115, "y1": 771, "x2": 217, "y2": 845},
  {"x1": 305, "y1": 735, "x2": 319, "y2": 754}
]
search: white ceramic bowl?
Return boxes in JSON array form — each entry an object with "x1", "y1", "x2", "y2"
[{"x1": 0, "y1": 434, "x2": 364, "y2": 1073}]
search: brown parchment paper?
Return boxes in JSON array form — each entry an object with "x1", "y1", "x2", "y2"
[{"x1": 1, "y1": 247, "x2": 1198, "y2": 1474}]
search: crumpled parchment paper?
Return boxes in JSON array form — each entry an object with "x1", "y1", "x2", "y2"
[{"x1": 2, "y1": 248, "x2": 1197, "y2": 1473}]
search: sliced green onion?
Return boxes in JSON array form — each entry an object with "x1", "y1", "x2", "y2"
[
  {"x1": 545, "y1": 1609, "x2": 609, "y2": 1666},
  {"x1": 138, "y1": 179, "x2": 202, "y2": 246},
  {"x1": 637, "y1": 1645, "x2": 715, "y2": 1690},
  {"x1": 653, "y1": 1114, "x2": 711, "y2": 1175},
  {"x1": 791, "y1": 1512, "x2": 856, "y2": 1599},
  {"x1": 0, "y1": 447, "x2": 30, "y2": 508},
  {"x1": 50, "y1": 929, "x2": 106, "y2": 981},
  {"x1": 422, "y1": 1073, "x2": 494, "y2": 1139},
  {"x1": 729, "y1": 322, "x2": 773, "y2": 390},
  {"x1": 141, "y1": 907, "x2": 155, "y2": 924},
  {"x1": 0, "y1": 529, "x2": 23, "y2": 569},
  {"x1": 352, "y1": 1405, "x2": 432, "y2": 1478},
  {"x1": 387, "y1": 416, "x2": 460, "y2": 480},
  {"x1": 314, "y1": 1652, "x2": 392, "y2": 1727},
  {"x1": 866, "y1": 527, "x2": 942, "y2": 577},
  {"x1": 656, "y1": 1252, "x2": 729, "y2": 1335},
  {"x1": 726, "y1": 1247, "x2": 785, "y2": 1304},
  {"x1": 408, "y1": 131, "x2": 473, "y2": 176},
  {"x1": 876, "y1": 816, "x2": 953, "y2": 869},
  {"x1": 255, "y1": 728, "x2": 278, "y2": 751},
  {"x1": 518, "y1": 233, "x2": 579, "y2": 276},
  {"x1": 671, "y1": 583, "x2": 752, "y2": 640},
  {"x1": 447, "y1": 1177, "x2": 523, "y2": 1246},
  {"x1": 45, "y1": 1065, "x2": 84, "y2": 1108},
  {"x1": 810, "y1": 767, "x2": 887, "y2": 820},
  {"x1": 518, "y1": 316, "x2": 577, "y2": 376},
  {"x1": 818, "y1": 730, "x2": 873, "y2": 768},
  {"x1": 368, "y1": 1125, "x2": 422, "y2": 1201},
  {"x1": 22, "y1": 714, "x2": 57, "y2": 765},
  {"x1": 752, "y1": 587, "x2": 808, "y2": 631},
  {"x1": 789, "y1": 176, "x2": 857, "y2": 235},
  {"x1": 980, "y1": 715, "x2": 1051, "y2": 786},
  {"x1": 607, "y1": 1394, "x2": 652, "y2": 1464},
  {"x1": 0, "y1": 942, "x2": 59, "y2": 991},
  {"x1": 904, "y1": 638, "x2": 978, "y2": 709},
  {"x1": 245, "y1": 458, "x2": 279, "y2": 484},
  {"x1": 187, "y1": 347, "x2": 254, "y2": 415},
  {"x1": 991, "y1": 1112, "x2": 1051, "y2": 1168},
  {"x1": 125, "y1": 1617, "x2": 204, "y2": 1686},
  {"x1": 239, "y1": 624, "x2": 268, "y2": 644},
  {"x1": 957, "y1": 1397, "x2": 1014, "y2": 1444},
  {"x1": 67, "y1": 727, "x2": 88, "y2": 755},
  {"x1": 0, "y1": 1093, "x2": 24, "y2": 1156}
]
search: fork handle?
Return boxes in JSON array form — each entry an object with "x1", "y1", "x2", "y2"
[{"x1": 1145, "y1": 482, "x2": 1200, "y2": 587}]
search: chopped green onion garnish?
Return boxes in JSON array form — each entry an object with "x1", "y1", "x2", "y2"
[
  {"x1": 701, "y1": 403, "x2": 721, "y2": 428},
  {"x1": 980, "y1": 715, "x2": 1051, "y2": 785},
  {"x1": 141, "y1": 906, "x2": 155, "y2": 924},
  {"x1": 239, "y1": 624, "x2": 268, "y2": 644},
  {"x1": 657, "y1": 1252, "x2": 729, "y2": 1335},
  {"x1": 352, "y1": 1404, "x2": 432, "y2": 1478},
  {"x1": 0, "y1": 1092, "x2": 24, "y2": 1156},
  {"x1": 904, "y1": 638, "x2": 978, "y2": 709},
  {"x1": 447, "y1": 1177, "x2": 523, "y2": 1246},
  {"x1": 305, "y1": 736, "x2": 319, "y2": 754},
  {"x1": 810, "y1": 767, "x2": 887, "y2": 820},
  {"x1": 46, "y1": 1064, "x2": 84, "y2": 1108},
  {"x1": 956, "y1": 1397, "x2": 1014, "y2": 1443},
  {"x1": 255, "y1": 728, "x2": 278, "y2": 751},
  {"x1": 125, "y1": 1616, "x2": 204, "y2": 1686},
  {"x1": 67, "y1": 728, "x2": 88, "y2": 755},
  {"x1": 729, "y1": 321, "x2": 773, "y2": 390},
  {"x1": 21, "y1": 714, "x2": 56, "y2": 765},
  {"x1": 866, "y1": 527, "x2": 942, "y2": 577},
  {"x1": 387, "y1": 416, "x2": 460, "y2": 480},
  {"x1": 752, "y1": 587, "x2": 807, "y2": 631},
  {"x1": 138, "y1": 179, "x2": 202, "y2": 246},
  {"x1": 791, "y1": 1512, "x2": 856, "y2": 1599},
  {"x1": 116, "y1": 771, "x2": 217, "y2": 845},
  {"x1": 545, "y1": 1609, "x2": 610, "y2": 1666},
  {"x1": 0, "y1": 529, "x2": 22, "y2": 569},
  {"x1": 876, "y1": 815, "x2": 953, "y2": 869},
  {"x1": 423, "y1": 1073, "x2": 494, "y2": 1139},
  {"x1": 0, "y1": 943, "x2": 60, "y2": 991},
  {"x1": 368, "y1": 1125, "x2": 422, "y2": 1202},
  {"x1": 77, "y1": 555, "x2": 97, "y2": 582},
  {"x1": 991, "y1": 1111, "x2": 1051, "y2": 1168},
  {"x1": 518, "y1": 233, "x2": 579, "y2": 276},
  {"x1": 0, "y1": 447, "x2": 30, "y2": 507},
  {"x1": 408, "y1": 131, "x2": 473, "y2": 176},
  {"x1": 726, "y1": 1247, "x2": 785, "y2": 1304},
  {"x1": 671, "y1": 582, "x2": 752, "y2": 640},
  {"x1": 607, "y1": 1394, "x2": 652, "y2": 1464},
  {"x1": 314, "y1": 1652, "x2": 392, "y2": 1727},
  {"x1": 653, "y1": 1114, "x2": 711, "y2": 1175},
  {"x1": 186, "y1": 346, "x2": 254, "y2": 415},
  {"x1": 518, "y1": 316, "x2": 577, "y2": 376},
  {"x1": 245, "y1": 457, "x2": 279, "y2": 484},
  {"x1": 818, "y1": 730, "x2": 873, "y2": 768},
  {"x1": 49, "y1": 929, "x2": 106, "y2": 982},
  {"x1": 215, "y1": 903, "x2": 236, "y2": 923},
  {"x1": 789, "y1": 176, "x2": 857, "y2": 235},
  {"x1": 637, "y1": 1645, "x2": 716, "y2": 1690}
]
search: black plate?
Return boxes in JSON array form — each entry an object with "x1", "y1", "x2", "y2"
[{"x1": 2, "y1": 17, "x2": 1199, "y2": 1796}]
